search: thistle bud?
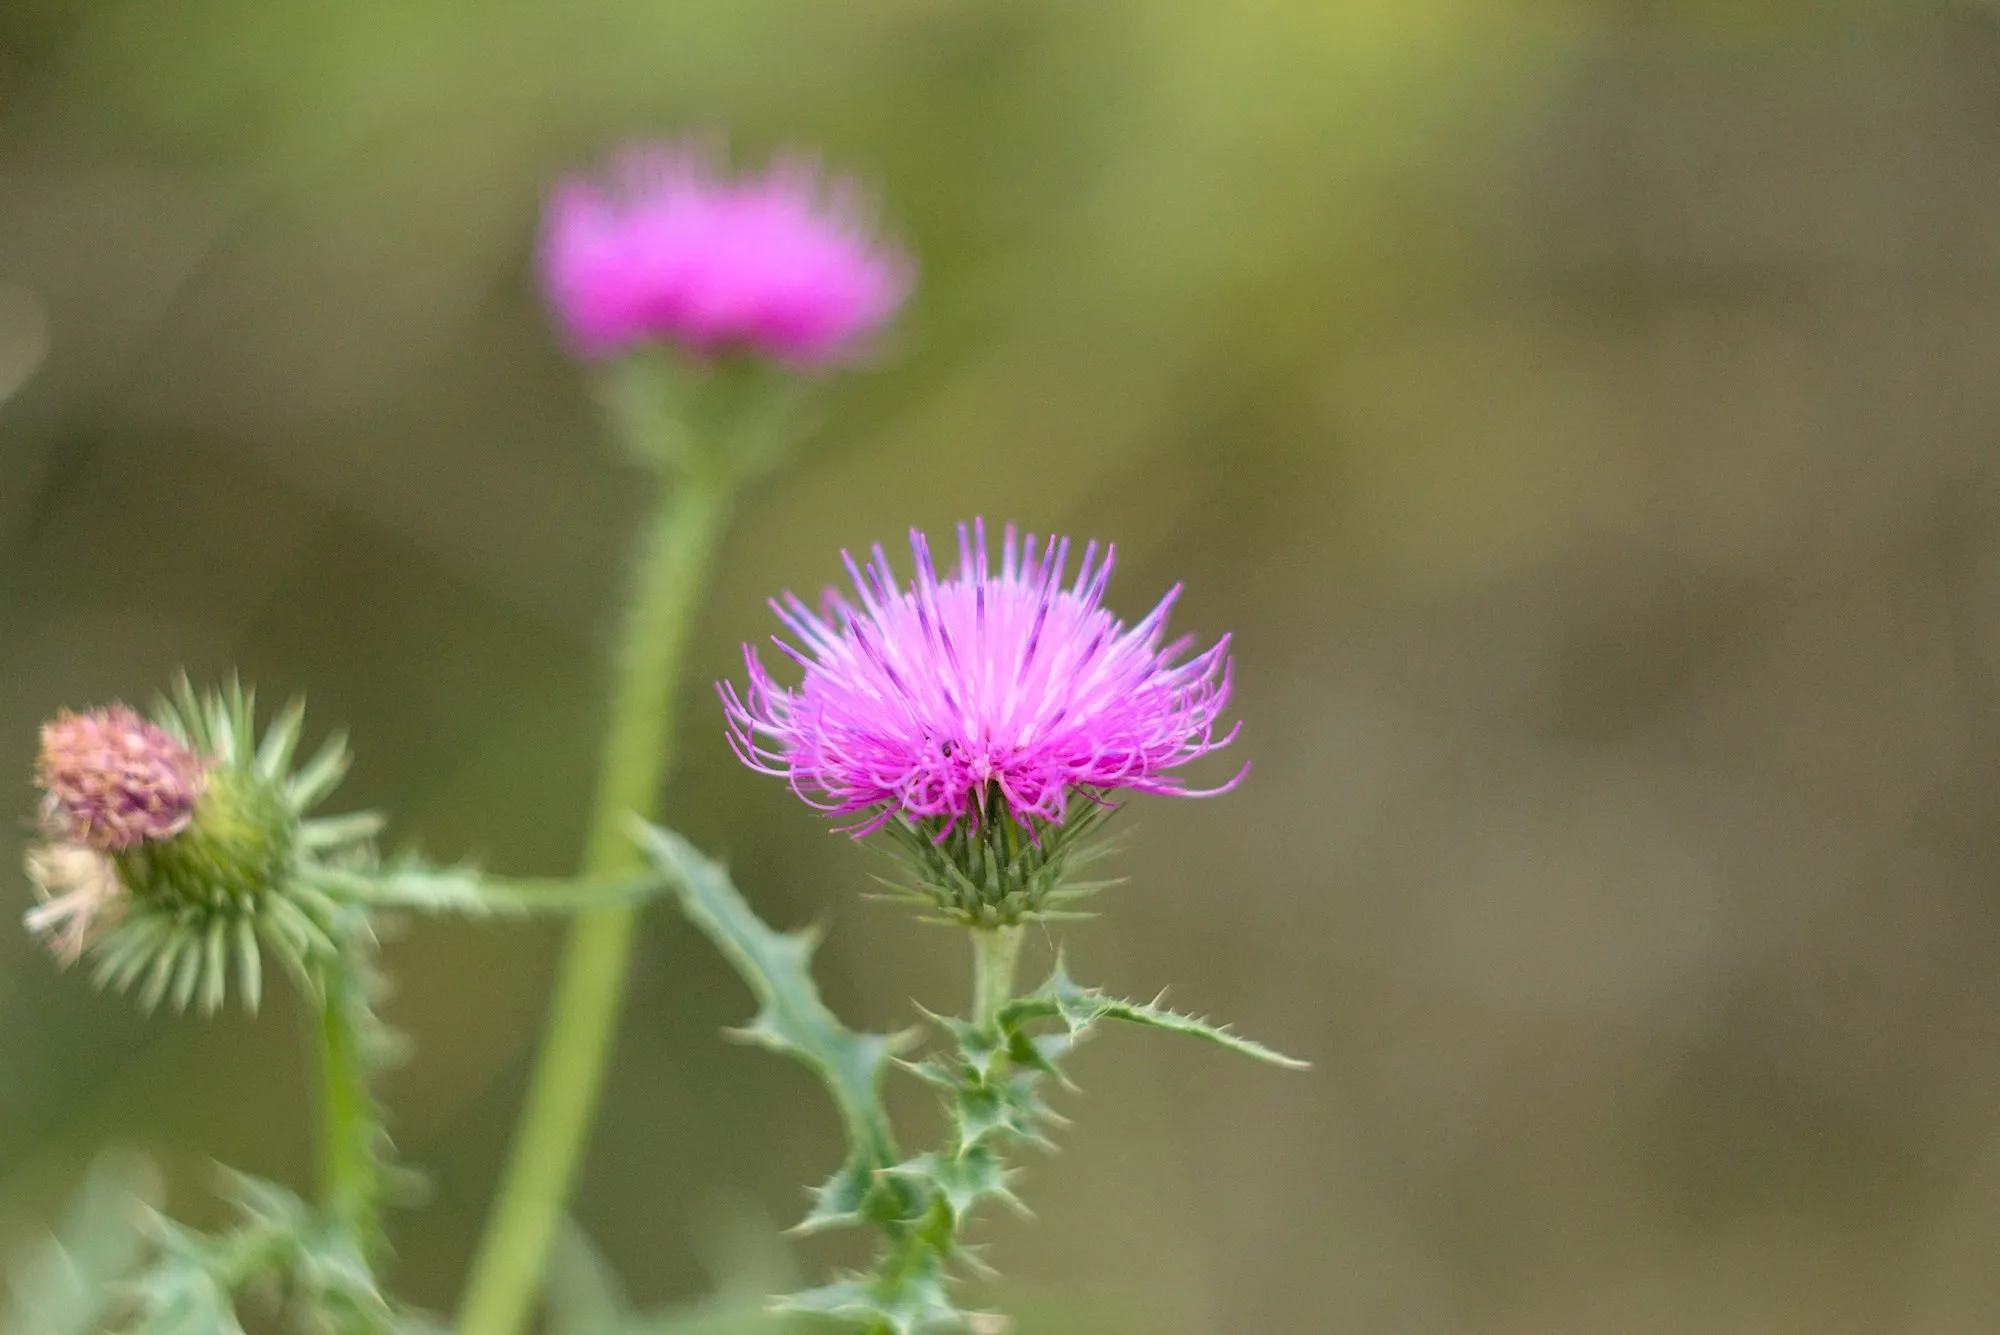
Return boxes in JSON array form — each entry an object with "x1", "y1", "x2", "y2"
[
  {"x1": 22, "y1": 682, "x2": 378, "y2": 1012},
  {"x1": 111, "y1": 764, "x2": 294, "y2": 915}
]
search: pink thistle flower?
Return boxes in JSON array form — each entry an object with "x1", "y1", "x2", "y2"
[
  {"x1": 540, "y1": 145, "x2": 912, "y2": 364},
  {"x1": 36, "y1": 705, "x2": 208, "y2": 852},
  {"x1": 722, "y1": 520, "x2": 1244, "y2": 839}
]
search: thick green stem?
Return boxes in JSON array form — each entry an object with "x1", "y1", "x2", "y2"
[
  {"x1": 455, "y1": 472, "x2": 731, "y2": 1335},
  {"x1": 971, "y1": 926, "x2": 1024, "y2": 1031},
  {"x1": 314, "y1": 961, "x2": 384, "y2": 1250}
]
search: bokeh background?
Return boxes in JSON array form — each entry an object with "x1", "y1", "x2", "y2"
[{"x1": 4, "y1": 1, "x2": 2000, "y2": 1331}]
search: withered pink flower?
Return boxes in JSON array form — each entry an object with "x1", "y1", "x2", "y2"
[
  {"x1": 722, "y1": 520, "x2": 1243, "y2": 836},
  {"x1": 23, "y1": 843, "x2": 125, "y2": 965},
  {"x1": 36, "y1": 704, "x2": 207, "y2": 852},
  {"x1": 540, "y1": 144, "x2": 912, "y2": 364}
]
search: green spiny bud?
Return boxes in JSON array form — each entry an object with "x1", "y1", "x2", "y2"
[
  {"x1": 22, "y1": 678, "x2": 380, "y2": 1012},
  {"x1": 113, "y1": 763, "x2": 293, "y2": 914}
]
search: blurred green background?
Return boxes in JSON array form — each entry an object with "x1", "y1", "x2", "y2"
[{"x1": 5, "y1": 1, "x2": 2000, "y2": 1331}]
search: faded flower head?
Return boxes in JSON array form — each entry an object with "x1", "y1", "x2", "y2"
[
  {"x1": 36, "y1": 704, "x2": 207, "y2": 852},
  {"x1": 23, "y1": 682, "x2": 378, "y2": 1011},
  {"x1": 724, "y1": 520, "x2": 1242, "y2": 836},
  {"x1": 23, "y1": 843, "x2": 125, "y2": 965},
  {"x1": 540, "y1": 144, "x2": 912, "y2": 364}
]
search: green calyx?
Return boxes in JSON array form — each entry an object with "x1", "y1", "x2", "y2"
[
  {"x1": 601, "y1": 349, "x2": 814, "y2": 483},
  {"x1": 875, "y1": 789, "x2": 1121, "y2": 929},
  {"x1": 83, "y1": 679, "x2": 376, "y2": 1015},
  {"x1": 115, "y1": 765, "x2": 294, "y2": 914}
]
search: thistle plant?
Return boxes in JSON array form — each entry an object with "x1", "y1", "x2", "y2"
[
  {"x1": 640, "y1": 522, "x2": 1304, "y2": 1333},
  {"x1": 19, "y1": 683, "x2": 658, "y2": 1333},
  {"x1": 455, "y1": 143, "x2": 912, "y2": 1335},
  {"x1": 10, "y1": 136, "x2": 1297, "y2": 1335}
]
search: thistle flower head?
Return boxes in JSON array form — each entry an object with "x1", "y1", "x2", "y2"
[
  {"x1": 540, "y1": 144, "x2": 912, "y2": 365},
  {"x1": 22, "y1": 681, "x2": 380, "y2": 1012},
  {"x1": 722, "y1": 522, "x2": 1242, "y2": 922},
  {"x1": 36, "y1": 705, "x2": 207, "y2": 852}
]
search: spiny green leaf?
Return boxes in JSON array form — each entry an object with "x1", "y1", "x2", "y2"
[
  {"x1": 293, "y1": 1229, "x2": 396, "y2": 1328},
  {"x1": 128, "y1": 1269, "x2": 245, "y2": 1335},
  {"x1": 795, "y1": 1156, "x2": 880, "y2": 1236},
  {"x1": 0, "y1": 1151, "x2": 159, "y2": 1335},
  {"x1": 917, "y1": 1007, "x2": 1001, "y2": 1081},
  {"x1": 1001, "y1": 961, "x2": 1308, "y2": 1070},
  {"x1": 953, "y1": 1079, "x2": 1056, "y2": 1154},
  {"x1": 896, "y1": 1057, "x2": 962, "y2": 1091},
  {"x1": 775, "y1": 1271, "x2": 974, "y2": 1335},
  {"x1": 635, "y1": 821, "x2": 907, "y2": 1233},
  {"x1": 1079, "y1": 994, "x2": 1307, "y2": 1068},
  {"x1": 214, "y1": 1170, "x2": 313, "y2": 1234},
  {"x1": 887, "y1": 1149, "x2": 1026, "y2": 1227}
]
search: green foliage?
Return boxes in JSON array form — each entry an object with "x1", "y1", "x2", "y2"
[
  {"x1": 18, "y1": 680, "x2": 685, "y2": 1335},
  {"x1": 633, "y1": 823, "x2": 910, "y2": 1238},
  {"x1": 997, "y1": 959, "x2": 1310, "y2": 1072},
  {"x1": 81, "y1": 680, "x2": 669, "y2": 1016},
  {"x1": 123, "y1": 1172, "x2": 402, "y2": 1335},
  {"x1": 97, "y1": 940, "x2": 412, "y2": 1334},
  {"x1": 639, "y1": 821, "x2": 1305, "y2": 1335},
  {"x1": 1, "y1": 1152, "x2": 159, "y2": 1335}
]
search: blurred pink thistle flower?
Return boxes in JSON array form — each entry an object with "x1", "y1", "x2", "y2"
[
  {"x1": 722, "y1": 520, "x2": 1244, "y2": 838},
  {"x1": 540, "y1": 145, "x2": 912, "y2": 364}
]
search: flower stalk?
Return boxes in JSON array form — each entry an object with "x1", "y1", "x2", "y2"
[
  {"x1": 970, "y1": 926, "x2": 1023, "y2": 1030},
  {"x1": 461, "y1": 139, "x2": 907, "y2": 1335},
  {"x1": 313, "y1": 954, "x2": 388, "y2": 1253},
  {"x1": 455, "y1": 464, "x2": 731, "y2": 1335}
]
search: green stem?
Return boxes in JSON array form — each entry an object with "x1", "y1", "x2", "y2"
[
  {"x1": 314, "y1": 959, "x2": 384, "y2": 1251},
  {"x1": 971, "y1": 926, "x2": 1025, "y2": 1030},
  {"x1": 455, "y1": 471, "x2": 732, "y2": 1335},
  {"x1": 855, "y1": 929, "x2": 1023, "y2": 1318}
]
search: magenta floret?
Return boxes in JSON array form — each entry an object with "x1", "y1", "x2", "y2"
[
  {"x1": 540, "y1": 145, "x2": 912, "y2": 364},
  {"x1": 722, "y1": 520, "x2": 1243, "y2": 835}
]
